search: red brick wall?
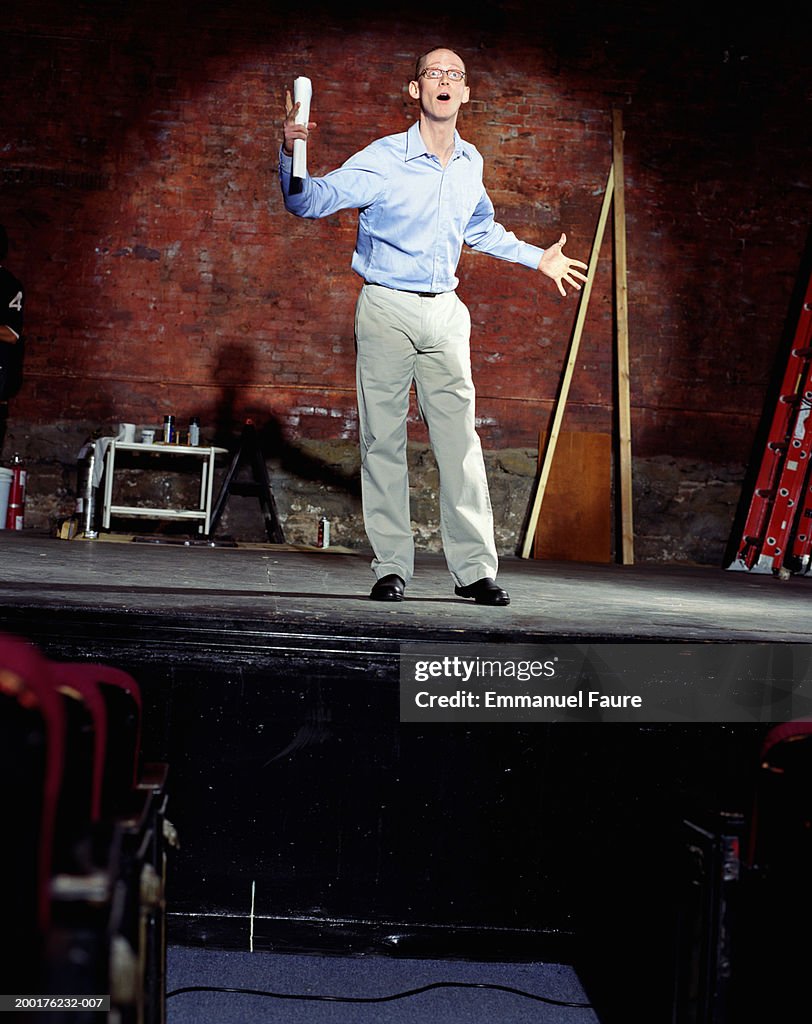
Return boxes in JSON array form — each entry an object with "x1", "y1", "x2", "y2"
[{"x1": 2, "y1": 3, "x2": 809, "y2": 462}]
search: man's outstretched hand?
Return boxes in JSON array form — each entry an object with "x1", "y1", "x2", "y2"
[
  {"x1": 283, "y1": 90, "x2": 317, "y2": 157},
  {"x1": 538, "y1": 233, "x2": 588, "y2": 297}
]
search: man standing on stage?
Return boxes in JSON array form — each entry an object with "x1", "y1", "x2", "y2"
[
  {"x1": 279, "y1": 47, "x2": 587, "y2": 605},
  {"x1": 0, "y1": 225, "x2": 25, "y2": 451}
]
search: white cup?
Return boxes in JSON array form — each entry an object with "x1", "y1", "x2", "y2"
[
  {"x1": 141, "y1": 428, "x2": 156, "y2": 444},
  {"x1": 118, "y1": 422, "x2": 136, "y2": 443}
]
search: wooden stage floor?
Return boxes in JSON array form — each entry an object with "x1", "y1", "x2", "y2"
[{"x1": 1, "y1": 530, "x2": 811, "y2": 646}]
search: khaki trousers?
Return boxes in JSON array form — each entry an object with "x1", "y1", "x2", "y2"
[{"x1": 354, "y1": 284, "x2": 498, "y2": 586}]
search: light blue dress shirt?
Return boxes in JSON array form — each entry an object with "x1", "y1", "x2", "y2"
[{"x1": 279, "y1": 121, "x2": 545, "y2": 294}]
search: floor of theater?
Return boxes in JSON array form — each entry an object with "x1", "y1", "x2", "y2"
[
  {"x1": 1, "y1": 529, "x2": 810, "y2": 643},
  {"x1": 165, "y1": 945, "x2": 599, "y2": 1023}
]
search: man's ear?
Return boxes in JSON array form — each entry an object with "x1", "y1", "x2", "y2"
[
  {"x1": 408, "y1": 80, "x2": 420, "y2": 100},
  {"x1": 461, "y1": 85, "x2": 470, "y2": 104}
]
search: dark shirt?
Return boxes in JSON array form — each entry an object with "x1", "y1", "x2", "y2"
[{"x1": 0, "y1": 265, "x2": 25, "y2": 399}]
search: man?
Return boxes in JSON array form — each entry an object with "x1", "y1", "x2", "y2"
[
  {"x1": 280, "y1": 47, "x2": 587, "y2": 605},
  {"x1": 0, "y1": 226, "x2": 25, "y2": 449}
]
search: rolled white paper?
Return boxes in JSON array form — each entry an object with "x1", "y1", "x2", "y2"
[{"x1": 292, "y1": 76, "x2": 312, "y2": 179}]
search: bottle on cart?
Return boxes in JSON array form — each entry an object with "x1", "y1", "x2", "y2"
[
  {"x1": 188, "y1": 417, "x2": 200, "y2": 446},
  {"x1": 162, "y1": 415, "x2": 175, "y2": 444}
]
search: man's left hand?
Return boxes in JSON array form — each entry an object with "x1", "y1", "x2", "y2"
[{"x1": 538, "y1": 233, "x2": 588, "y2": 297}]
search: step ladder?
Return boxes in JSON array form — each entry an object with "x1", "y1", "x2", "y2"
[
  {"x1": 730, "y1": 269, "x2": 812, "y2": 576},
  {"x1": 208, "y1": 419, "x2": 285, "y2": 543}
]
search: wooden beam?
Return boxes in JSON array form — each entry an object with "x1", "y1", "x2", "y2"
[
  {"x1": 520, "y1": 163, "x2": 615, "y2": 558},
  {"x1": 613, "y1": 108, "x2": 635, "y2": 564}
]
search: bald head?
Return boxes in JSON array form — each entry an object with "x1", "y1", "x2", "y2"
[{"x1": 414, "y1": 47, "x2": 466, "y2": 81}]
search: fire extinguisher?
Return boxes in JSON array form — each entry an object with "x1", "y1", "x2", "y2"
[{"x1": 6, "y1": 453, "x2": 26, "y2": 530}]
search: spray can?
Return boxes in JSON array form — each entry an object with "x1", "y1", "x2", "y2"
[
  {"x1": 76, "y1": 445, "x2": 98, "y2": 538},
  {"x1": 162, "y1": 415, "x2": 175, "y2": 444},
  {"x1": 317, "y1": 516, "x2": 330, "y2": 548},
  {"x1": 188, "y1": 417, "x2": 200, "y2": 446},
  {"x1": 6, "y1": 453, "x2": 26, "y2": 530}
]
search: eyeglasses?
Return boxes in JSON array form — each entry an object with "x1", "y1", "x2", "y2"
[{"x1": 420, "y1": 67, "x2": 467, "y2": 82}]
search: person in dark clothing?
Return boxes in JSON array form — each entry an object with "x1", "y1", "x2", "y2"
[{"x1": 0, "y1": 225, "x2": 25, "y2": 451}]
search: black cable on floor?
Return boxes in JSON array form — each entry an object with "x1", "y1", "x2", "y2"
[{"x1": 167, "y1": 979, "x2": 592, "y2": 1009}]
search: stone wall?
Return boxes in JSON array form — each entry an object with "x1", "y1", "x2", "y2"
[{"x1": 7, "y1": 420, "x2": 744, "y2": 567}]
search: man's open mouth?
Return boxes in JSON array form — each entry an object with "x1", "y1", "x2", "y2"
[{"x1": 438, "y1": 92, "x2": 451, "y2": 101}]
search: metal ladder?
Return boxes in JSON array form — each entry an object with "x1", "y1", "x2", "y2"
[{"x1": 730, "y1": 269, "x2": 812, "y2": 576}]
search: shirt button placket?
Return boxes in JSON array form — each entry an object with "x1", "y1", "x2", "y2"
[{"x1": 435, "y1": 167, "x2": 449, "y2": 292}]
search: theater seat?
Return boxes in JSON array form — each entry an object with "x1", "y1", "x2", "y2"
[
  {"x1": 0, "y1": 633, "x2": 170, "y2": 1024},
  {"x1": 0, "y1": 633, "x2": 65, "y2": 974}
]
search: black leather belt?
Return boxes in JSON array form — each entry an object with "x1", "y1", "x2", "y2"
[{"x1": 365, "y1": 283, "x2": 441, "y2": 298}]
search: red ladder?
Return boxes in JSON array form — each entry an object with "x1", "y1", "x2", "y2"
[{"x1": 732, "y1": 269, "x2": 812, "y2": 575}]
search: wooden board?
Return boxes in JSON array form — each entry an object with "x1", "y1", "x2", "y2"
[
  {"x1": 519, "y1": 163, "x2": 614, "y2": 558},
  {"x1": 613, "y1": 108, "x2": 635, "y2": 563},
  {"x1": 533, "y1": 430, "x2": 612, "y2": 563}
]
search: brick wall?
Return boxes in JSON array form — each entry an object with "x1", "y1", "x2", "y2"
[{"x1": 1, "y1": 2, "x2": 810, "y2": 555}]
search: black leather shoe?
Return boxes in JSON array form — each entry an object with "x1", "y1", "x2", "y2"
[
  {"x1": 370, "y1": 574, "x2": 405, "y2": 602},
  {"x1": 454, "y1": 577, "x2": 510, "y2": 606}
]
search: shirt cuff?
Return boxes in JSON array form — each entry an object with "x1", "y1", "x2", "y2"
[{"x1": 517, "y1": 242, "x2": 546, "y2": 270}]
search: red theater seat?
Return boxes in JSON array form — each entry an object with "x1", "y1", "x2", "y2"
[{"x1": 0, "y1": 634, "x2": 65, "y2": 933}]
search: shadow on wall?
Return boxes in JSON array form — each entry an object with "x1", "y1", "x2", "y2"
[{"x1": 204, "y1": 341, "x2": 361, "y2": 499}]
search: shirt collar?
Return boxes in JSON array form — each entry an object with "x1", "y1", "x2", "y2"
[{"x1": 404, "y1": 120, "x2": 471, "y2": 163}]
